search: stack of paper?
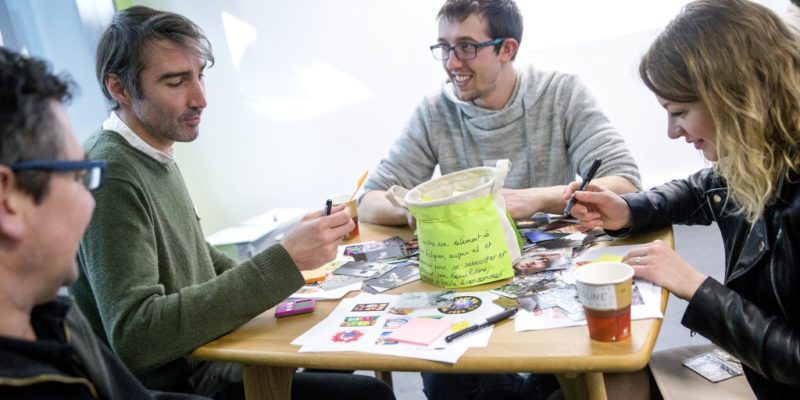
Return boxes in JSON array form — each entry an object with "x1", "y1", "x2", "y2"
[
  {"x1": 292, "y1": 292, "x2": 506, "y2": 363},
  {"x1": 514, "y1": 244, "x2": 664, "y2": 332}
]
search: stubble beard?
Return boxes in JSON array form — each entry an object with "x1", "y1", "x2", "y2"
[{"x1": 136, "y1": 100, "x2": 199, "y2": 144}]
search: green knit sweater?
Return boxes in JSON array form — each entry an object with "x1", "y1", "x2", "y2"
[{"x1": 70, "y1": 130, "x2": 304, "y2": 391}]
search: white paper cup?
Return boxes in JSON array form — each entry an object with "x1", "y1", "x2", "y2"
[{"x1": 574, "y1": 262, "x2": 634, "y2": 342}]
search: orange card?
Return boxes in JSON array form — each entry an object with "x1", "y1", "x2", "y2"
[{"x1": 301, "y1": 268, "x2": 326, "y2": 284}]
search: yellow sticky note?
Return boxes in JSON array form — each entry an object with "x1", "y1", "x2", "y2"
[{"x1": 593, "y1": 254, "x2": 623, "y2": 263}]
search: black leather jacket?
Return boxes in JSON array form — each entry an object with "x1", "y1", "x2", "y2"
[{"x1": 621, "y1": 168, "x2": 800, "y2": 399}]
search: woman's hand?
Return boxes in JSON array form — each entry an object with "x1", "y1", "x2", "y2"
[
  {"x1": 622, "y1": 240, "x2": 707, "y2": 300},
  {"x1": 563, "y1": 182, "x2": 632, "y2": 231}
]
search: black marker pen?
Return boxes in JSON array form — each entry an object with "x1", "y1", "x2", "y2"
[{"x1": 563, "y1": 159, "x2": 602, "y2": 217}]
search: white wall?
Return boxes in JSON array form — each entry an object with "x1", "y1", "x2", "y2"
[
  {"x1": 136, "y1": 0, "x2": 789, "y2": 233},
  {"x1": 0, "y1": 0, "x2": 112, "y2": 141}
]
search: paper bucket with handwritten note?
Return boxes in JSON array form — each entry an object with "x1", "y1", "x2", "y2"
[{"x1": 386, "y1": 160, "x2": 522, "y2": 288}]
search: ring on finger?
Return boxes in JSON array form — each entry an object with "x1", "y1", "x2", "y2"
[{"x1": 634, "y1": 257, "x2": 641, "y2": 265}]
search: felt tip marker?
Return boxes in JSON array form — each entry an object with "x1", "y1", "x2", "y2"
[{"x1": 563, "y1": 159, "x2": 602, "y2": 217}]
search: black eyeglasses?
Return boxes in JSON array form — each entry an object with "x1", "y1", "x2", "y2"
[
  {"x1": 430, "y1": 38, "x2": 505, "y2": 61},
  {"x1": 11, "y1": 160, "x2": 107, "y2": 191}
]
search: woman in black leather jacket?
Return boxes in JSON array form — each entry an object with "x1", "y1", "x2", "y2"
[{"x1": 566, "y1": 0, "x2": 800, "y2": 398}]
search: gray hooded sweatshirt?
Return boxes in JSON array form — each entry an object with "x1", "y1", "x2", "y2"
[{"x1": 365, "y1": 65, "x2": 641, "y2": 192}]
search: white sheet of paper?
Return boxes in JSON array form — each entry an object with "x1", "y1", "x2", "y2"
[
  {"x1": 290, "y1": 281, "x2": 363, "y2": 300},
  {"x1": 293, "y1": 292, "x2": 503, "y2": 363}
]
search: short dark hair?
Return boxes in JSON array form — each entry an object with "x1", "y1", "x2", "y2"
[
  {"x1": 0, "y1": 47, "x2": 73, "y2": 203},
  {"x1": 95, "y1": 6, "x2": 214, "y2": 110},
  {"x1": 437, "y1": 0, "x2": 523, "y2": 60}
]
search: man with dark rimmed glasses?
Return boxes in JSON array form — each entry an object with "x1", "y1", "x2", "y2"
[
  {"x1": 360, "y1": 0, "x2": 642, "y2": 399},
  {"x1": 11, "y1": 160, "x2": 106, "y2": 191},
  {"x1": 0, "y1": 47, "x2": 210, "y2": 399},
  {"x1": 360, "y1": 0, "x2": 641, "y2": 227}
]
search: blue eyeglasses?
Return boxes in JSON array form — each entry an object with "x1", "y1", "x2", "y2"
[{"x1": 11, "y1": 160, "x2": 107, "y2": 191}]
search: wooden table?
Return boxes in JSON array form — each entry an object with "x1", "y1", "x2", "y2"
[{"x1": 191, "y1": 222, "x2": 671, "y2": 400}]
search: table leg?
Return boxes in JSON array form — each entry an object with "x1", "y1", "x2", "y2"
[
  {"x1": 242, "y1": 364, "x2": 294, "y2": 400},
  {"x1": 375, "y1": 371, "x2": 393, "y2": 389},
  {"x1": 556, "y1": 372, "x2": 608, "y2": 400}
]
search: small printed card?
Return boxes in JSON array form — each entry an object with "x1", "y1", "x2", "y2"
[
  {"x1": 393, "y1": 291, "x2": 455, "y2": 310},
  {"x1": 343, "y1": 236, "x2": 408, "y2": 262},
  {"x1": 524, "y1": 230, "x2": 569, "y2": 244},
  {"x1": 363, "y1": 261, "x2": 420, "y2": 294},
  {"x1": 683, "y1": 349, "x2": 744, "y2": 383},
  {"x1": 318, "y1": 274, "x2": 365, "y2": 291},
  {"x1": 333, "y1": 261, "x2": 393, "y2": 278}
]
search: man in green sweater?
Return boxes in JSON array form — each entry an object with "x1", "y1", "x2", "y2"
[
  {"x1": 71, "y1": 6, "x2": 395, "y2": 400},
  {"x1": 0, "y1": 47, "x2": 207, "y2": 400}
]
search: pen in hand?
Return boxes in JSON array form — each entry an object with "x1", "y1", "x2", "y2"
[
  {"x1": 325, "y1": 199, "x2": 333, "y2": 216},
  {"x1": 445, "y1": 307, "x2": 518, "y2": 343},
  {"x1": 563, "y1": 159, "x2": 602, "y2": 217}
]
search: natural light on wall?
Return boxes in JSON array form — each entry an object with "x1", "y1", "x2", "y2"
[
  {"x1": 221, "y1": 10, "x2": 372, "y2": 122},
  {"x1": 519, "y1": 1, "x2": 691, "y2": 51},
  {"x1": 221, "y1": 11, "x2": 256, "y2": 69}
]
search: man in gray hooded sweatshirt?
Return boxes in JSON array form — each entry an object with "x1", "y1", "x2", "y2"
[{"x1": 360, "y1": 0, "x2": 641, "y2": 227}]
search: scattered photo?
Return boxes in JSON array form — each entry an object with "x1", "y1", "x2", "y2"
[
  {"x1": 333, "y1": 261, "x2": 393, "y2": 278},
  {"x1": 683, "y1": 350, "x2": 744, "y2": 382},
  {"x1": 344, "y1": 236, "x2": 408, "y2": 262},
  {"x1": 363, "y1": 261, "x2": 420, "y2": 293},
  {"x1": 514, "y1": 253, "x2": 571, "y2": 275},
  {"x1": 524, "y1": 230, "x2": 569, "y2": 244},
  {"x1": 516, "y1": 295, "x2": 537, "y2": 312},
  {"x1": 537, "y1": 284, "x2": 583, "y2": 315},
  {"x1": 393, "y1": 290, "x2": 455, "y2": 310},
  {"x1": 491, "y1": 275, "x2": 556, "y2": 298},
  {"x1": 318, "y1": 275, "x2": 365, "y2": 290}
]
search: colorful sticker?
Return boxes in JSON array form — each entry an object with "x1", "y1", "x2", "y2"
[
  {"x1": 438, "y1": 295, "x2": 482, "y2": 314},
  {"x1": 450, "y1": 320, "x2": 471, "y2": 332},
  {"x1": 375, "y1": 331, "x2": 399, "y2": 345},
  {"x1": 331, "y1": 329, "x2": 365, "y2": 343},
  {"x1": 340, "y1": 316, "x2": 380, "y2": 327},
  {"x1": 383, "y1": 318, "x2": 409, "y2": 329},
  {"x1": 352, "y1": 303, "x2": 389, "y2": 312}
]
